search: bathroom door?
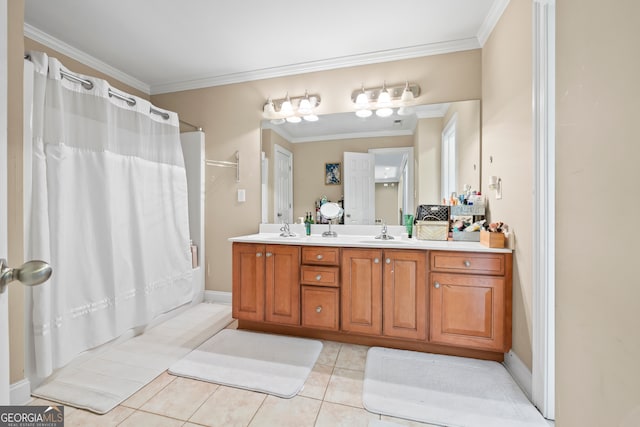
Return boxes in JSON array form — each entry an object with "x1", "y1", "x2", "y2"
[
  {"x1": 274, "y1": 144, "x2": 293, "y2": 223},
  {"x1": 1, "y1": 0, "x2": 10, "y2": 404},
  {"x1": 343, "y1": 152, "x2": 375, "y2": 224}
]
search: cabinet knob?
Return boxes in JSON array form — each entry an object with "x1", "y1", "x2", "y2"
[
  {"x1": 256, "y1": 253, "x2": 262, "y2": 257},
  {"x1": 464, "y1": 260, "x2": 471, "y2": 267},
  {"x1": 316, "y1": 305, "x2": 322, "y2": 313},
  {"x1": 316, "y1": 254, "x2": 324, "y2": 260},
  {"x1": 266, "y1": 252, "x2": 272, "y2": 257},
  {"x1": 434, "y1": 282, "x2": 441, "y2": 289},
  {"x1": 374, "y1": 258, "x2": 379, "y2": 264},
  {"x1": 385, "y1": 258, "x2": 391, "y2": 264},
  {"x1": 316, "y1": 274, "x2": 322, "y2": 281}
]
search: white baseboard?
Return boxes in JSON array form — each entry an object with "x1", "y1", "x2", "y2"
[
  {"x1": 10, "y1": 378, "x2": 31, "y2": 405},
  {"x1": 204, "y1": 290, "x2": 232, "y2": 305},
  {"x1": 503, "y1": 350, "x2": 532, "y2": 399}
]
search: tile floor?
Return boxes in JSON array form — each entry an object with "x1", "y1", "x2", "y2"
[{"x1": 29, "y1": 321, "x2": 439, "y2": 427}]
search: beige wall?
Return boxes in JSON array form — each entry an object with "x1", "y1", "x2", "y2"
[
  {"x1": 556, "y1": 0, "x2": 640, "y2": 425},
  {"x1": 152, "y1": 50, "x2": 482, "y2": 293},
  {"x1": 375, "y1": 183, "x2": 400, "y2": 225},
  {"x1": 481, "y1": 1, "x2": 533, "y2": 369}
]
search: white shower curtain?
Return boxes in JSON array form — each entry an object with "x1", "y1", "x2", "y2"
[{"x1": 26, "y1": 52, "x2": 193, "y2": 377}]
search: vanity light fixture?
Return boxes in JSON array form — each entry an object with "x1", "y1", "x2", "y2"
[
  {"x1": 262, "y1": 91, "x2": 321, "y2": 124},
  {"x1": 350, "y1": 81, "x2": 421, "y2": 118}
]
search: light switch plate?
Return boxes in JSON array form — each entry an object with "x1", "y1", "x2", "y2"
[{"x1": 237, "y1": 189, "x2": 246, "y2": 202}]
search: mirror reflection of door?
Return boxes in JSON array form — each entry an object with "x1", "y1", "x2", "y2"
[
  {"x1": 441, "y1": 113, "x2": 457, "y2": 200},
  {"x1": 274, "y1": 144, "x2": 293, "y2": 223},
  {"x1": 343, "y1": 152, "x2": 375, "y2": 224}
]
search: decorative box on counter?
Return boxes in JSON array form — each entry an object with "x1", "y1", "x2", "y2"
[
  {"x1": 415, "y1": 204, "x2": 450, "y2": 241},
  {"x1": 480, "y1": 229, "x2": 505, "y2": 248},
  {"x1": 416, "y1": 220, "x2": 449, "y2": 241},
  {"x1": 452, "y1": 231, "x2": 481, "y2": 242}
]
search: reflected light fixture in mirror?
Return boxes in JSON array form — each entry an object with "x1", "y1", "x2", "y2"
[
  {"x1": 351, "y1": 81, "x2": 421, "y2": 118},
  {"x1": 263, "y1": 91, "x2": 321, "y2": 124}
]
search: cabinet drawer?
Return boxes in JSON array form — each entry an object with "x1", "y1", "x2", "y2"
[
  {"x1": 430, "y1": 251, "x2": 505, "y2": 275},
  {"x1": 302, "y1": 286, "x2": 339, "y2": 330},
  {"x1": 301, "y1": 266, "x2": 339, "y2": 287},
  {"x1": 302, "y1": 247, "x2": 340, "y2": 266}
]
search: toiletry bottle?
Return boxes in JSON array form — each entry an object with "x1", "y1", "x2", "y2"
[{"x1": 304, "y1": 213, "x2": 311, "y2": 236}]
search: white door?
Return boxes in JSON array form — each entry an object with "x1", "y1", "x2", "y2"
[
  {"x1": 1, "y1": 0, "x2": 10, "y2": 404},
  {"x1": 274, "y1": 144, "x2": 293, "y2": 223},
  {"x1": 343, "y1": 152, "x2": 375, "y2": 224}
]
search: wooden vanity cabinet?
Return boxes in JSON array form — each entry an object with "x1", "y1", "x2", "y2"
[
  {"x1": 233, "y1": 242, "x2": 512, "y2": 361},
  {"x1": 232, "y1": 243, "x2": 300, "y2": 326},
  {"x1": 429, "y1": 251, "x2": 512, "y2": 352},
  {"x1": 341, "y1": 248, "x2": 427, "y2": 340}
]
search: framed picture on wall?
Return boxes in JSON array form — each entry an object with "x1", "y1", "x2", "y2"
[{"x1": 325, "y1": 162, "x2": 341, "y2": 185}]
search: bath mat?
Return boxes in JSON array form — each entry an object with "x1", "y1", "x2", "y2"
[
  {"x1": 32, "y1": 302, "x2": 233, "y2": 414},
  {"x1": 169, "y1": 329, "x2": 322, "y2": 398},
  {"x1": 363, "y1": 347, "x2": 548, "y2": 427}
]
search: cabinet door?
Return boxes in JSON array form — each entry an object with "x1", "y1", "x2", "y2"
[
  {"x1": 430, "y1": 272, "x2": 506, "y2": 352},
  {"x1": 265, "y1": 245, "x2": 301, "y2": 325},
  {"x1": 341, "y1": 248, "x2": 382, "y2": 335},
  {"x1": 232, "y1": 243, "x2": 265, "y2": 321},
  {"x1": 383, "y1": 250, "x2": 427, "y2": 340}
]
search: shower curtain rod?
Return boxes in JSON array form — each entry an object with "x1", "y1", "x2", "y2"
[
  {"x1": 179, "y1": 119, "x2": 203, "y2": 132},
  {"x1": 24, "y1": 53, "x2": 170, "y2": 121}
]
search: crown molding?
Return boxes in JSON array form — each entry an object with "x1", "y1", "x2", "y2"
[
  {"x1": 150, "y1": 38, "x2": 481, "y2": 95},
  {"x1": 24, "y1": 23, "x2": 150, "y2": 95},
  {"x1": 23, "y1": 23, "x2": 482, "y2": 96},
  {"x1": 477, "y1": 0, "x2": 511, "y2": 47}
]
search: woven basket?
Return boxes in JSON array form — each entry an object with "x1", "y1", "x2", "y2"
[{"x1": 416, "y1": 220, "x2": 449, "y2": 241}]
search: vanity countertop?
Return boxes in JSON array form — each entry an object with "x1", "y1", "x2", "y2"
[{"x1": 229, "y1": 224, "x2": 512, "y2": 253}]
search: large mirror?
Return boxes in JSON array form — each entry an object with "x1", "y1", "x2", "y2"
[{"x1": 260, "y1": 100, "x2": 480, "y2": 225}]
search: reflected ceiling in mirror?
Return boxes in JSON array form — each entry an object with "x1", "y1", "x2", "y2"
[{"x1": 261, "y1": 103, "x2": 451, "y2": 144}]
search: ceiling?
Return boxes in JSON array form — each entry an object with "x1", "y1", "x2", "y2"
[
  {"x1": 23, "y1": 0, "x2": 507, "y2": 95},
  {"x1": 23, "y1": 1, "x2": 503, "y2": 177}
]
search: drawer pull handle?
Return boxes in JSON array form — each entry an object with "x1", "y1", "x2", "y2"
[
  {"x1": 266, "y1": 252, "x2": 272, "y2": 257},
  {"x1": 374, "y1": 258, "x2": 379, "y2": 264},
  {"x1": 316, "y1": 274, "x2": 322, "y2": 281},
  {"x1": 316, "y1": 305, "x2": 322, "y2": 313},
  {"x1": 316, "y1": 254, "x2": 324, "y2": 260},
  {"x1": 256, "y1": 253, "x2": 262, "y2": 257},
  {"x1": 434, "y1": 282, "x2": 441, "y2": 289},
  {"x1": 464, "y1": 260, "x2": 471, "y2": 267},
  {"x1": 386, "y1": 258, "x2": 391, "y2": 264}
]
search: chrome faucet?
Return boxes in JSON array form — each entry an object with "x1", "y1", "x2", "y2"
[
  {"x1": 279, "y1": 222, "x2": 296, "y2": 237},
  {"x1": 375, "y1": 221, "x2": 394, "y2": 240}
]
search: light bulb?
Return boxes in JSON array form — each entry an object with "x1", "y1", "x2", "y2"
[
  {"x1": 280, "y1": 93, "x2": 294, "y2": 116},
  {"x1": 298, "y1": 97, "x2": 312, "y2": 115},
  {"x1": 355, "y1": 109, "x2": 373, "y2": 118},
  {"x1": 376, "y1": 107, "x2": 393, "y2": 117},
  {"x1": 355, "y1": 91, "x2": 369, "y2": 108},
  {"x1": 303, "y1": 114, "x2": 319, "y2": 122},
  {"x1": 401, "y1": 82, "x2": 414, "y2": 103},
  {"x1": 286, "y1": 115, "x2": 301, "y2": 123},
  {"x1": 377, "y1": 87, "x2": 391, "y2": 107},
  {"x1": 263, "y1": 98, "x2": 276, "y2": 119}
]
